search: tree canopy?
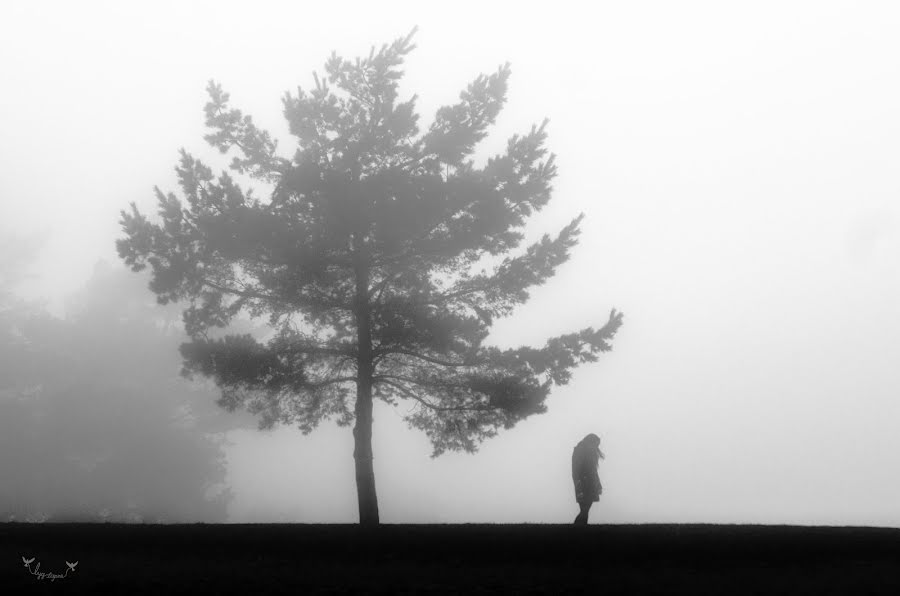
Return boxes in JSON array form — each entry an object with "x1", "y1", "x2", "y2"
[{"x1": 117, "y1": 30, "x2": 623, "y2": 524}]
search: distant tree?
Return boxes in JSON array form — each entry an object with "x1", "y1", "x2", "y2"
[
  {"x1": 0, "y1": 264, "x2": 242, "y2": 522},
  {"x1": 117, "y1": 30, "x2": 623, "y2": 525}
]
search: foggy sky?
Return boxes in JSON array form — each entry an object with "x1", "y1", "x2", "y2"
[{"x1": 2, "y1": 0, "x2": 899, "y2": 525}]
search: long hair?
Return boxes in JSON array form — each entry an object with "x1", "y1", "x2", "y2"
[{"x1": 575, "y1": 433, "x2": 603, "y2": 466}]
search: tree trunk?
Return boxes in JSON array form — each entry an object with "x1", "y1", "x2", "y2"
[
  {"x1": 353, "y1": 374, "x2": 378, "y2": 525},
  {"x1": 353, "y1": 259, "x2": 379, "y2": 526}
]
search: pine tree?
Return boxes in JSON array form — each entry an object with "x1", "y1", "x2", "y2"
[{"x1": 117, "y1": 29, "x2": 623, "y2": 525}]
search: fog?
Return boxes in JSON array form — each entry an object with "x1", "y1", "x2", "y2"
[{"x1": 1, "y1": 1, "x2": 899, "y2": 525}]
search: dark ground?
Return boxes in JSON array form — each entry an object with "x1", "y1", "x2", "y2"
[{"x1": 2, "y1": 522, "x2": 899, "y2": 594}]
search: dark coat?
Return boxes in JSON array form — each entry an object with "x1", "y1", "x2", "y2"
[{"x1": 572, "y1": 437, "x2": 602, "y2": 503}]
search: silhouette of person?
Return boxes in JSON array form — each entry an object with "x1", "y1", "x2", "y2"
[{"x1": 572, "y1": 433, "x2": 604, "y2": 525}]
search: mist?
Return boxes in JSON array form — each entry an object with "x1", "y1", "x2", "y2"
[{"x1": 1, "y1": 1, "x2": 899, "y2": 526}]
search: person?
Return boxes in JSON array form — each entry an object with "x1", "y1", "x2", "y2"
[{"x1": 572, "y1": 433, "x2": 604, "y2": 525}]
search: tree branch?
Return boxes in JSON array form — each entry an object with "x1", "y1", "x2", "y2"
[
  {"x1": 303, "y1": 375, "x2": 358, "y2": 390},
  {"x1": 284, "y1": 342, "x2": 357, "y2": 358},
  {"x1": 374, "y1": 378, "x2": 489, "y2": 412},
  {"x1": 201, "y1": 278, "x2": 277, "y2": 302},
  {"x1": 376, "y1": 348, "x2": 473, "y2": 368},
  {"x1": 367, "y1": 268, "x2": 406, "y2": 301}
]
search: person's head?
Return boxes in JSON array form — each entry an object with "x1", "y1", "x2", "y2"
[{"x1": 581, "y1": 433, "x2": 601, "y2": 449}]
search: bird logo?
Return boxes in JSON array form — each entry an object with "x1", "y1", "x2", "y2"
[
  {"x1": 66, "y1": 561, "x2": 78, "y2": 572},
  {"x1": 22, "y1": 556, "x2": 35, "y2": 567}
]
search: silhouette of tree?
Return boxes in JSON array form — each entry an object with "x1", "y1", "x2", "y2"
[
  {"x1": 0, "y1": 263, "x2": 244, "y2": 522},
  {"x1": 117, "y1": 30, "x2": 623, "y2": 525}
]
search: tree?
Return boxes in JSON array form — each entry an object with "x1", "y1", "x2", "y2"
[
  {"x1": 117, "y1": 29, "x2": 624, "y2": 525},
  {"x1": 0, "y1": 263, "x2": 241, "y2": 522}
]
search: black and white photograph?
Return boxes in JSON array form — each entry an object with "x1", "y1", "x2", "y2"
[{"x1": 1, "y1": 1, "x2": 899, "y2": 593}]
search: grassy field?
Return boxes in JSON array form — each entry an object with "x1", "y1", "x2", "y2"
[{"x1": 2, "y1": 523, "x2": 899, "y2": 594}]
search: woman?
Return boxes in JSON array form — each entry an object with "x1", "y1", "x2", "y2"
[{"x1": 572, "y1": 433, "x2": 605, "y2": 525}]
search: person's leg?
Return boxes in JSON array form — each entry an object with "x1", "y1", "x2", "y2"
[{"x1": 574, "y1": 501, "x2": 591, "y2": 525}]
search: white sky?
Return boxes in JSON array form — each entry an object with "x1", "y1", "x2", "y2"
[{"x1": 2, "y1": 0, "x2": 899, "y2": 525}]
